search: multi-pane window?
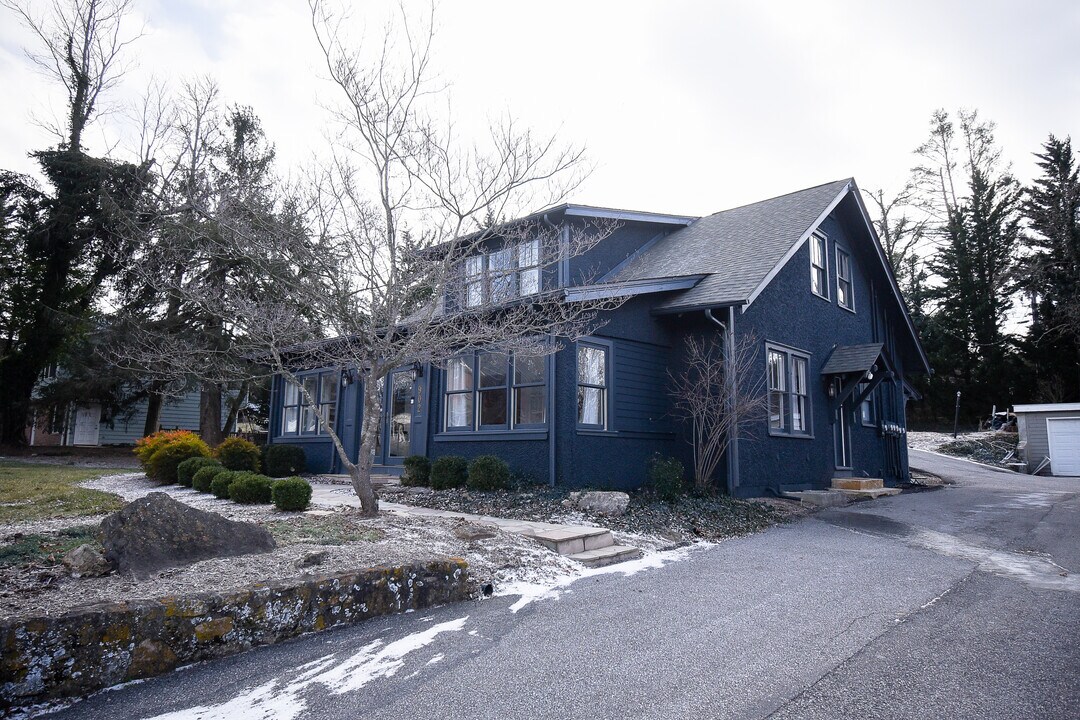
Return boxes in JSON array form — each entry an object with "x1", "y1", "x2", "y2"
[
  {"x1": 836, "y1": 247, "x2": 854, "y2": 310},
  {"x1": 281, "y1": 370, "x2": 338, "y2": 436},
  {"x1": 518, "y1": 240, "x2": 541, "y2": 296},
  {"x1": 767, "y1": 350, "x2": 787, "y2": 431},
  {"x1": 577, "y1": 344, "x2": 608, "y2": 428},
  {"x1": 460, "y1": 241, "x2": 543, "y2": 307},
  {"x1": 513, "y1": 355, "x2": 546, "y2": 426},
  {"x1": 767, "y1": 345, "x2": 812, "y2": 437},
  {"x1": 443, "y1": 352, "x2": 547, "y2": 431},
  {"x1": 859, "y1": 383, "x2": 876, "y2": 426},
  {"x1": 810, "y1": 231, "x2": 829, "y2": 299},
  {"x1": 465, "y1": 256, "x2": 484, "y2": 308},
  {"x1": 445, "y1": 356, "x2": 475, "y2": 429},
  {"x1": 478, "y1": 352, "x2": 509, "y2": 427}
]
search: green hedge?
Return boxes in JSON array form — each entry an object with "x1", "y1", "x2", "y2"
[
  {"x1": 648, "y1": 454, "x2": 685, "y2": 503},
  {"x1": 262, "y1": 444, "x2": 307, "y2": 477},
  {"x1": 272, "y1": 477, "x2": 313, "y2": 511},
  {"x1": 430, "y1": 456, "x2": 468, "y2": 490},
  {"x1": 192, "y1": 465, "x2": 222, "y2": 493},
  {"x1": 229, "y1": 473, "x2": 274, "y2": 504},
  {"x1": 210, "y1": 470, "x2": 239, "y2": 499},
  {"x1": 177, "y1": 457, "x2": 221, "y2": 488},
  {"x1": 402, "y1": 455, "x2": 431, "y2": 487},
  {"x1": 215, "y1": 437, "x2": 262, "y2": 472},
  {"x1": 467, "y1": 455, "x2": 510, "y2": 492},
  {"x1": 147, "y1": 437, "x2": 211, "y2": 485}
]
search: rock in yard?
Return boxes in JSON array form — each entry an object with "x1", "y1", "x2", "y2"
[
  {"x1": 99, "y1": 492, "x2": 276, "y2": 575},
  {"x1": 298, "y1": 550, "x2": 329, "y2": 568},
  {"x1": 452, "y1": 520, "x2": 497, "y2": 542},
  {"x1": 62, "y1": 544, "x2": 113, "y2": 577},
  {"x1": 567, "y1": 491, "x2": 630, "y2": 516}
]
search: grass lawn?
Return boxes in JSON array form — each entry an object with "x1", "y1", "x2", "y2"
[{"x1": 0, "y1": 461, "x2": 128, "y2": 524}]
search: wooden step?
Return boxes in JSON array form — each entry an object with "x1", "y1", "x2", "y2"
[
  {"x1": 835, "y1": 487, "x2": 902, "y2": 500},
  {"x1": 525, "y1": 526, "x2": 613, "y2": 555},
  {"x1": 568, "y1": 545, "x2": 642, "y2": 568},
  {"x1": 832, "y1": 477, "x2": 884, "y2": 491}
]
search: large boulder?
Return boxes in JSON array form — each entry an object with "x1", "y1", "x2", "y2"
[
  {"x1": 564, "y1": 491, "x2": 630, "y2": 516},
  {"x1": 99, "y1": 492, "x2": 276, "y2": 575}
]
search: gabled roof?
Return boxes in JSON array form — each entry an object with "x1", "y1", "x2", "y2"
[
  {"x1": 821, "y1": 343, "x2": 884, "y2": 375},
  {"x1": 611, "y1": 178, "x2": 853, "y2": 309}
]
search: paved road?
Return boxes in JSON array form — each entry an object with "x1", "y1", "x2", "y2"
[{"x1": 46, "y1": 451, "x2": 1079, "y2": 720}]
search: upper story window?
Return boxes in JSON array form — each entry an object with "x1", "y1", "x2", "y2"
[
  {"x1": 810, "y1": 231, "x2": 829, "y2": 299},
  {"x1": 281, "y1": 370, "x2": 338, "y2": 436},
  {"x1": 443, "y1": 351, "x2": 547, "y2": 431},
  {"x1": 460, "y1": 241, "x2": 543, "y2": 308},
  {"x1": 577, "y1": 343, "x2": 608, "y2": 429},
  {"x1": 767, "y1": 344, "x2": 811, "y2": 437},
  {"x1": 836, "y1": 247, "x2": 854, "y2": 311}
]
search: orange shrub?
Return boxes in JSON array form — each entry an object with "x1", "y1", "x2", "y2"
[{"x1": 134, "y1": 430, "x2": 202, "y2": 470}]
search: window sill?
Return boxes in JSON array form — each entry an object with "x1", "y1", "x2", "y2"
[
  {"x1": 274, "y1": 435, "x2": 332, "y2": 442},
  {"x1": 434, "y1": 430, "x2": 548, "y2": 442},
  {"x1": 767, "y1": 430, "x2": 815, "y2": 440},
  {"x1": 811, "y1": 290, "x2": 831, "y2": 302},
  {"x1": 840, "y1": 303, "x2": 856, "y2": 314},
  {"x1": 577, "y1": 429, "x2": 676, "y2": 439}
]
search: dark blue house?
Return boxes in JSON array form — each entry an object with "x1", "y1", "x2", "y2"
[{"x1": 268, "y1": 178, "x2": 930, "y2": 497}]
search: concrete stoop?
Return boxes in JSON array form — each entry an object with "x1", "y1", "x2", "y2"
[
  {"x1": 524, "y1": 526, "x2": 642, "y2": 568},
  {"x1": 782, "y1": 478, "x2": 902, "y2": 507}
]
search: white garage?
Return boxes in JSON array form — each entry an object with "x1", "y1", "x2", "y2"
[{"x1": 1014, "y1": 403, "x2": 1080, "y2": 477}]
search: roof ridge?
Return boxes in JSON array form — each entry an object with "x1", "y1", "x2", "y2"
[{"x1": 701, "y1": 177, "x2": 852, "y2": 218}]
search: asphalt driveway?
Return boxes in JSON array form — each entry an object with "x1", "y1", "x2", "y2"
[{"x1": 42, "y1": 450, "x2": 1080, "y2": 720}]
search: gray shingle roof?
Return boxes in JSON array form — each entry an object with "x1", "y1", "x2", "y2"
[
  {"x1": 821, "y1": 343, "x2": 884, "y2": 375},
  {"x1": 612, "y1": 178, "x2": 852, "y2": 310}
]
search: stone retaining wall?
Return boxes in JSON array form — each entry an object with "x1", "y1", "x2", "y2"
[{"x1": 0, "y1": 559, "x2": 470, "y2": 711}]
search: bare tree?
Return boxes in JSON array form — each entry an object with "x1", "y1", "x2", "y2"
[
  {"x1": 2, "y1": 0, "x2": 143, "y2": 151},
  {"x1": 668, "y1": 333, "x2": 769, "y2": 493}
]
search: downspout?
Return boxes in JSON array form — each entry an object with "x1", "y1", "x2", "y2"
[
  {"x1": 705, "y1": 308, "x2": 739, "y2": 495},
  {"x1": 542, "y1": 212, "x2": 560, "y2": 488}
]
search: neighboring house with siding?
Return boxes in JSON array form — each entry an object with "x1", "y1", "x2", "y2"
[
  {"x1": 27, "y1": 393, "x2": 201, "y2": 447},
  {"x1": 1013, "y1": 403, "x2": 1080, "y2": 476},
  {"x1": 267, "y1": 178, "x2": 931, "y2": 497}
]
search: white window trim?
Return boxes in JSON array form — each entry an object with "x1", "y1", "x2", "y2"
[
  {"x1": 766, "y1": 343, "x2": 813, "y2": 438},
  {"x1": 836, "y1": 245, "x2": 855, "y2": 313},
  {"x1": 809, "y1": 230, "x2": 830, "y2": 301}
]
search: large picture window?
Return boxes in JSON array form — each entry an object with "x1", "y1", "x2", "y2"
[
  {"x1": 836, "y1": 247, "x2": 854, "y2": 311},
  {"x1": 577, "y1": 343, "x2": 608, "y2": 428},
  {"x1": 281, "y1": 370, "x2": 338, "y2": 436},
  {"x1": 767, "y1": 345, "x2": 812, "y2": 437},
  {"x1": 810, "y1": 231, "x2": 829, "y2": 299},
  {"x1": 443, "y1": 352, "x2": 547, "y2": 432}
]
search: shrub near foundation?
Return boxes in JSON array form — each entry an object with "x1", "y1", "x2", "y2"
[
  {"x1": 192, "y1": 466, "x2": 222, "y2": 493},
  {"x1": 262, "y1": 444, "x2": 307, "y2": 478},
  {"x1": 229, "y1": 473, "x2": 274, "y2": 504},
  {"x1": 210, "y1": 470, "x2": 239, "y2": 499},
  {"x1": 402, "y1": 456, "x2": 431, "y2": 487},
  {"x1": 466, "y1": 455, "x2": 510, "y2": 492},
  {"x1": 215, "y1": 437, "x2": 262, "y2": 472},
  {"x1": 177, "y1": 457, "x2": 221, "y2": 488},
  {"x1": 133, "y1": 430, "x2": 201, "y2": 471},
  {"x1": 147, "y1": 436, "x2": 212, "y2": 485},
  {"x1": 272, "y1": 477, "x2": 313, "y2": 511},
  {"x1": 430, "y1": 456, "x2": 468, "y2": 490}
]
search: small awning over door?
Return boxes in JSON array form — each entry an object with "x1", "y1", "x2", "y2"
[
  {"x1": 821, "y1": 343, "x2": 892, "y2": 411},
  {"x1": 821, "y1": 343, "x2": 884, "y2": 376}
]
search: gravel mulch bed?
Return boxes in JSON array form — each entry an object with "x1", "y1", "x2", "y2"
[
  {"x1": 379, "y1": 485, "x2": 791, "y2": 542},
  {"x1": 0, "y1": 473, "x2": 584, "y2": 621}
]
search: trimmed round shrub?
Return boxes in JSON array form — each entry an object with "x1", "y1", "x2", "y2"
[
  {"x1": 430, "y1": 455, "x2": 468, "y2": 490},
  {"x1": 134, "y1": 430, "x2": 201, "y2": 471},
  {"x1": 262, "y1": 444, "x2": 307, "y2": 478},
  {"x1": 177, "y1": 457, "x2": 221, "y2": 487},
  {"x1": 648, "y1": 454, "x2": 685, "y2": 503},
  {"x1": 147, "y1": 435, "x2": 212, "y2": 484},
  {"x1": 467, "y1": 455, "x2": 510, "y2": 492},
  {"x1": 401, "y1": 455, "x2": 431, "y2": 487},
  {"x1": 229, "y1": 473, "x2": 274, "y2": 504},
  {"x1": 210, "y1": 470, "x2": 239, "y2": 499},
  {"x1": 192, "y1": 465, "x2": 223, "y2": 493},
  {"x1": 214, "y1": 437, "x2": 262, "y2": 472},
  {"x1": 272, "y1": 477, "x2": 313, "y2": 511}
]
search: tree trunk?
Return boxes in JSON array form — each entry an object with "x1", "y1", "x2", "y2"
[
  {"x1": 223, "y1": 381, "x2": 248, "y2": 436},
  {"x1": 142, "y1": 391, "x2": 164, "y2": 437},
  {"x1": 0, "y1": 357, "x2": 38, "y2": 446},
  {"x1": 349, "y1": 378, "x2": 383, "y2": 516},
  {"x1": 200, "y1": 383, "x2": 224, "y2": 446}
]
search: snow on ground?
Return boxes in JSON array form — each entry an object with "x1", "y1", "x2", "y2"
[{"x1": 907, "y1": 430, "x2": 996, "y2": 452}]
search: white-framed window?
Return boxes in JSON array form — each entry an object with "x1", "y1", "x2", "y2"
[
  {"x1": 810, "y1": 231, "x2": 829, "y2": 299},
  {"x1": 836, "y1": 247, "x2": 854, "y2": 311},
  {"x1": 465, "y1": 255, "x2": 485, "y2": 308},
  {"x1": 767, "y1": 344, "x2": 812, "y2": 437},
  {"x1": 859, "y1": 383, "x2": 876, "y2": 426},
  {"x1": 518, "y1": 239, "x2": 541, "y2": 296},
  {"x1": 281, "y1": 370, "x2": 338, "y2": 436},
  {"x1": 443, "y1": 352, "x2": 548, "y2": 432},
  {"x1": 488, "y1": 248, "x2": 515, "y2": 304},
  {"x1": 576, "y1": 343, "x2": 608, "y2": 428}
]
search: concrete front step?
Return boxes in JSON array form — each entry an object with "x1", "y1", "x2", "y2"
[
  {"x1": 780, "y1": 490, "x2": 851, "y2": 507},
  {"x1": 525, "y1": 526, "x2": 614, "y2": 555},
  {"x1": 831, "y1": 477, "x2": 884, "y2": 491},
  {"x1": 568, "y1": 545, "x2": 643, "y2": 568},
  {"x1": 835, "y1": 487, "x2": 902, "y2": 500}
]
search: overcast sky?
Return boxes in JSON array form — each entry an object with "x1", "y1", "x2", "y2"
[{"x1": 1, "y1": 0, "x2": 1078, "y2": 217}]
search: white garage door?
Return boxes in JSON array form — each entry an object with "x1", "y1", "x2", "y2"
[{"x1": 1047, "y1": 417, "x2": 1080, "y2": 476}]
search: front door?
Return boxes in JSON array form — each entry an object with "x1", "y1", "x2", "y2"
[
  {"x1": 71, "y1": 404, "x2": 101, "y2": 446},
  {"x1": 833, "y1": 380, "x2": 852, "y2": 470},
  {"x1": 375, "y1": 369, "x2": 424, "y2": 466}
]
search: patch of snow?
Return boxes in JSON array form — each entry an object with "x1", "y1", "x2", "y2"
[
  {"x1": 140, "y1": 617, "x2": 469, "y2": 720},
  {"x1": 498, "y1": 544, "x2": 700, "y2": 614}
]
